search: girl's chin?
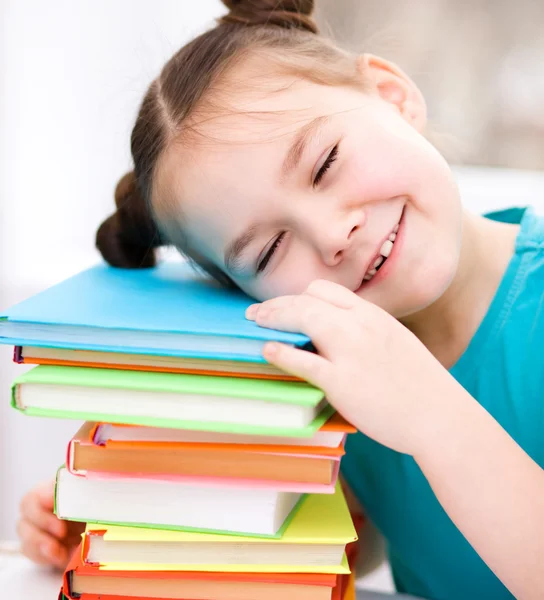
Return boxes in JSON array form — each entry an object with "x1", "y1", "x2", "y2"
[{"x1": 360, "y1": 269, "x2": 455, "y2": 319}]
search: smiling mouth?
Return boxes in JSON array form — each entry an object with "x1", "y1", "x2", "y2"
[{"x1": 358, "y1": 207, "x2": 405, "y2": 288}]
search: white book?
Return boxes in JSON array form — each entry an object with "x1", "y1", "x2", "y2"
[{"x1": 55, "y1": 467, "x2": 302, "y2": 537}]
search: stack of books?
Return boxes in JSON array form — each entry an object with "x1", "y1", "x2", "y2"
[{"x1": 1, "y1": 262, "x2": 360, "y2": 600}]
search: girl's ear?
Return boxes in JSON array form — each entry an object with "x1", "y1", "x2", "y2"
[{"x1": 357, "y1": 54, "x2": 427, "y2": 133}]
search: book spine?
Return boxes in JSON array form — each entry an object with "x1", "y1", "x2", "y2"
[
  {"x1": 53, "y1": 465, "x2": 63, "y2": 518},
  {"x1": 82, "y1": 529, "x2": 107, "y2": 567},
  {"x1": 91, "y1": 423, "x2": 105, "y2": 446},
  {"x1": 13, "y1": 346, "x2": 23, "y2": 364},
  {"x1": 66, "y1": 440, "x2": 86, "y2": 477},
  {"x1": 10, "y1": 383, "x2": 24, "y2": 412}
]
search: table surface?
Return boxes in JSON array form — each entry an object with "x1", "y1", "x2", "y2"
[{"x1": 0, "y1": 549, "x2": 63, "y2": 597}]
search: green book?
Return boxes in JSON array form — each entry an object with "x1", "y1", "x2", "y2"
[{"x1": 12, "y1": 365, "x2": 332, "y2": 437}]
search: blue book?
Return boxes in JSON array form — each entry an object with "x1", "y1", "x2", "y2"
[{"x1": 0, "y1": 262, "x2": 310, "y2": 364}]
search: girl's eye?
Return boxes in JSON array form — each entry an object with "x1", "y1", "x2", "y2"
[
  {"x1": 257, "y1": 232, "x2": 286, "y2": 274},
  {"x1": 313, "y1": 144, "x2": 339, "y2": 186}
]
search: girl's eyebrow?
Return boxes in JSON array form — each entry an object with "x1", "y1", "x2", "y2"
[
  {"x1": 281, "y1": 115, "x2": 329, "y2": 181},
  {"x1": 224, "y1": 224, "x2": 259, "y2": 275}
]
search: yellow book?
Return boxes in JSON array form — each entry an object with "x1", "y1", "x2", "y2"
[{"x1": 84, "y1": 482, "x2": 357, "y2": 574}]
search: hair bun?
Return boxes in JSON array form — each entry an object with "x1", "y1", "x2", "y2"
[
  {"x1": 95, "y1": 171, "x2": 164, "y2": 269},
  {"x1": 221, "y1": 0, "x2": 318, "y2": 34}
]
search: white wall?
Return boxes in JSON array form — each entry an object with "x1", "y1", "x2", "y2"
[{"x1": 0, "y1": 0, "x2": 224, "y2": 540}]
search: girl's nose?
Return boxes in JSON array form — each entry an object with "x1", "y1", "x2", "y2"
[
  {"x1": 292, "y1": 196, "x2": 366, "y2": 267},
  {"x1": 321, "y1": 222, "x2": 360, "y2": 266}
]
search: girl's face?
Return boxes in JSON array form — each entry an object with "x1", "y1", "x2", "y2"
[{"x1": 159, "y1": 55, "x2": 462, "y2": 319}]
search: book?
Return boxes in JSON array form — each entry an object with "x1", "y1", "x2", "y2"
[
  {"x1": 60, "y1": 584, "x2": 354, "y2": 600},
  {"x1": 80, "y1": 482, "x2": 357, "y2": 573},
  {"x1": 14, "y1": 345, "x2": 298, "y2": 380},
  {"x1": 68, "y1": 422, "x2": 342, "y2": 486},
  {"x1": 12, "y1": 365, "x2": 333, "y2": 437},
  {"x1": 92, "y1": 410, "x2": 355, "y2": 449},
  {"x1": 63, "y1": 545, "x2": 341, "y2": 600},
  {"x1": 0, "y1": 262, "x2": 311, "y2": 361},
  {"x1": 60, "y1": 576, "x2": 355, "y2": 600},
  {"x1": 59, "y1": 584, "x2": 354, "y2": 600},
  {"x1": 55, "y1": 466, "x2": 305, "y2": 537}
]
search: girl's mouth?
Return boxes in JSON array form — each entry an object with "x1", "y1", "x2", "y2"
[{"x1": 357, "y1": 205, "x2": 406, "y2": 291}]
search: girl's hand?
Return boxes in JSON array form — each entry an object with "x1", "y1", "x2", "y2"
[
  {"x1": 247, "y1": 279, "x2": 462, "y2": 457},
  {"x1": 17, "y1": 480, "x2": 85, "y2": 570}
]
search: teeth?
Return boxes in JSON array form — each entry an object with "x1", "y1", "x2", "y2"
[
  {"x1": 361, "y1": 218, "x2": 401, "y2": 285},
  {"x1": 380, "y1": 240, "x2": 394, "y2": 258}
]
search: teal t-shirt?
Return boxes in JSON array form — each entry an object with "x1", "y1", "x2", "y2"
[{"x1": 341, "y1": 206, "x2": 544, "y2": 599}]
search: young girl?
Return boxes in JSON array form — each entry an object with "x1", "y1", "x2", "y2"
[{"x1": 18, "y1": 1, "x2": 544, "y2": 598}]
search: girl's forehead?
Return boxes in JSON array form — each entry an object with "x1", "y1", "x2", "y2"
[
  {"x1": 188, "y1": 68, "x2": 366, "y2": 144},
  {"x1": 156, "y1": 77, "x2": 372, "y2": 250}
]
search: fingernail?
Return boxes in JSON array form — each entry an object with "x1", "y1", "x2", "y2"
[{"x1": 245, "y1": 304, "x2": 259, "y2": 319}]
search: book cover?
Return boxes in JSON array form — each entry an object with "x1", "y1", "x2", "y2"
[
  {"x1": 12, "y1": 365, "x2": 333, "y2": 437},
  {"x1": 55, "y1": 465, "x2": 308, "y2": 538},
  {"x1": 0, "y1": 262, "x2": 310, "y2": 361},
  {"x1": 64, "y1": 544, "x2": 339, "y2": 599},
  {"x1": 12, "y1": 364, "x2": 322, "y2": 405},
  {"x1": 68, "y1": 422, "x2": 342, "y2": 489},
  {"x1": 15, "y1": 345, "x2": 300, "y2": 380},
  {"x1": 90, "y1": 410, "x2": 355, "y2": 451}
]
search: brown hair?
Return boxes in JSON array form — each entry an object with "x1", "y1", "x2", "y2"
[{"x1": 96, "y1": 0, "x2": 361, "y2": 280}]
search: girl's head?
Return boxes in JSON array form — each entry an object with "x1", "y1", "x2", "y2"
[{"x1": 97, "y1": 0, "x2": 462, "y2": 319}]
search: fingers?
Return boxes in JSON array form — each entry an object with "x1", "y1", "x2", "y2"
[
  {"x1": 34, "y1": 480, "x2": 56, "y2": 510},
  {"x1": 263, "y1": 342, "x2": 333, "y2": 391},
  {"x1": 17, "y1": 481, "x2": 85, "y2": 571},
  {"x1": 246, "y1": 295, "x2": 298, "y2": 321},
  {"x1": 17, "y1": 519, "x2": 69, "y2": 569},
  {"x1": 257, "y1": 295, "x2": 347, "y2": 354},
  {"x1": 246, "y1": 280, "x2": 358, "y2": 320},
  {"x1": 65, "y1": 519, "x2": 86, "y2": 540},
  {"x1": 20, "y1": 488, "x2": 66, "y2": 539},
  {"x1": 303, "y1": 280, "x2": 359, "y2": 309}
]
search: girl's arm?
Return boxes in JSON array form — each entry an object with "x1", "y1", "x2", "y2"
[
  {"x1": 246, "y1": 280, "x2": 544, "y2": 598},
  {"x1": 414, "y1": 385, "x2": 544, "y2": 600}
]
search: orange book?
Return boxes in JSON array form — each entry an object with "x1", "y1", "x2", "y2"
[
  {"x1": 68, "y1": 415, "x2": 355, "y2": 485},
  {"x1": 90, "y1": 411, "x2": 355, "y2": 454},
  {"x1": 15, "y1": 345, "x2": 300, "y2": 380},
  {"x1": 62, "y1": 543, "x2": 344, "y2": 600},
  {"x1": 69, "y1": 424, "x2": 340, "y2": 484}
]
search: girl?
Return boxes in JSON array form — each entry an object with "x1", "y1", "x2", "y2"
[{"x1": 18, "y1": 1, "x2": 544, "y2": 598}]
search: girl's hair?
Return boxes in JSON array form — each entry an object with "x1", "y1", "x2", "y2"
[{"x1": 96, "y1": 0, "x2": 362, "y2": 281}]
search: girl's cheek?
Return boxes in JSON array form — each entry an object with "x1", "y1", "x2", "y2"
[{"x1": 260, "y1": 263, "x2": 316, "y2": 300}]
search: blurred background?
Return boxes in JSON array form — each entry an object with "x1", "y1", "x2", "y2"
[{"x1": 0, "y1": 0, "x2": 542, "y2": 569}]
